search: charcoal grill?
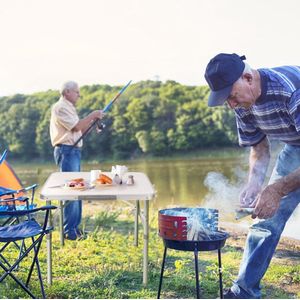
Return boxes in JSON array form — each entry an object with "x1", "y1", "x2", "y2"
[{"x1": 157, "y1": 207, "x2": 229, "y2": 299}]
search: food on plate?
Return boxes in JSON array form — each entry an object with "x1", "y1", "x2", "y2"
[
  {"x1": 65, "y1": 179, "x2": 86, "y2": 189},
  {"x1": 96, "y1": 174, "x2": 112, "y2": 185},
  {"x1": 72, "y1": 178, "x2": 84, "y2": 182}
]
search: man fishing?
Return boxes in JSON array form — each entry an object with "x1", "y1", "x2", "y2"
[
  {"x1": 50, "y1": 81, "x2": 104, "y2": 240},
  {"x1": 204, "y1": 53, "x2": 300, "y2": 298}
]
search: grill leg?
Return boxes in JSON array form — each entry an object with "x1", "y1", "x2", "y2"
[
  {"x1": 218, "y1": 249, "x2": 224, "y2": 299},
  {"x1": 194, "y1": 249, "x2": 200, "y2": 299},
  {"x1": 157, "y1": 247, "x2": 167, "y2": 299}
]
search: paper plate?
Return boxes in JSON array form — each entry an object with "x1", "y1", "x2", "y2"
[{"x1": 64, "y1": 180, "x2": 89, "y2": 190}]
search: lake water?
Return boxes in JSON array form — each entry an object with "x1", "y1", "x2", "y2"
[{"x1": 12, "y1": 153, "x2": 300, "y2": 240}]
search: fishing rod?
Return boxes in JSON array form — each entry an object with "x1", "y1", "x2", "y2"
[{"x1": 72, "y1": 80, "x2": 132, "y2": 148}]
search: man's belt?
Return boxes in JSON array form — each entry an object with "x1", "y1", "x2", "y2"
[{"x1": 55, "y1": 144, "x2": 81, "y2": 149}]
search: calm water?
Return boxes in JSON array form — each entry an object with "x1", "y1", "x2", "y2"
[{"x1": 13, "y1": 155, "x2": 300, "y2": 240}]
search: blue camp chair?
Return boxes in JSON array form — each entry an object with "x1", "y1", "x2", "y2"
[
  {"x1": 0, "y1": 185, "x2": 39, "y2": 271},
  {"x1": 0, "y1": 148, "x2": 46, "y2": 295},
  {"x1": 0, "y1": 203, "x2": 56, "y2": 298}
]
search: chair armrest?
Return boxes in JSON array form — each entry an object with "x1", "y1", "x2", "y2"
[
  {"x1": 0, "y1": 205, "x2": 57, "y2": 216},
  {"x1": 15, "y1": 184, "x2": 38, "y2": 194},
  {"x1": 0, "y1": 184, "x2": 38, "y2": 198},
  {"x1": 21, "y1": 184, "x2": 38, "y2": 193}
]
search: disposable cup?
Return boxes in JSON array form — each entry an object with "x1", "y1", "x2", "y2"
[{"x1": 90, "y1": 170, "x2": 101, "y2": 183}]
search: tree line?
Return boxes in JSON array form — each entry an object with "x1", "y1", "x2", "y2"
[{"x1": 0, "y1": 80, "x2": 238, "y2": 161}]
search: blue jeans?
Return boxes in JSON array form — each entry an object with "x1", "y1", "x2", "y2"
[
  {"x1": 232, "y1": 144, "x2": 300, "y2": 298},
  {"x1": 54, "y1": 145, "x2": 82, "y2": 238}
]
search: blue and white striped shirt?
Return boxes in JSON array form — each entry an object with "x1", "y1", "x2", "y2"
[{"x1": 235, "y1": 66, "x2": 300, "y2": 147}]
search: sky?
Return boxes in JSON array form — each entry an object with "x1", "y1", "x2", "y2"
[{"x1": 1, "y1": 0, "x2": 300, "y2": 96}]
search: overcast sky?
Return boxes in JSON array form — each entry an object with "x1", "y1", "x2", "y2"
[{"x1": 1, "y1": 0, "x2": 300, "y2": 96}]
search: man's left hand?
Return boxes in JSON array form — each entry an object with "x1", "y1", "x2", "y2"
[{"x1": 252, "y1": 184, "x2": 284, "y2": 219}]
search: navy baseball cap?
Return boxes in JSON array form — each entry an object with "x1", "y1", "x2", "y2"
[{"x1": 204, "y1": 53, "x2": 246, "y2": 107}]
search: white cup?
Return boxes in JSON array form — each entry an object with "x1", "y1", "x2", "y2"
[{"x1": 90, "y1": 170, "x2": 101, "y2": 183}]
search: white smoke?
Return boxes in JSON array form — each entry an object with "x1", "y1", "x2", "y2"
[{"x1": 203, "y1": 171, "x2": 246, "y2": 214}]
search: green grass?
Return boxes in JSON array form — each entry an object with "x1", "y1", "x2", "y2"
[{"x1": 0, "y1": 206, "x2": 299, "y2": 299}]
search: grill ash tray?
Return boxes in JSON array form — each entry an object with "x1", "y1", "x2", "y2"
[{"x1": 163, "y1": 231, "x2": 229, "y2": 251}]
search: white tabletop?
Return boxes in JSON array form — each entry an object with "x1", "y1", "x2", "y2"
[{"x1": 40, "y1": 172, "x2": 155, "y2": 201}]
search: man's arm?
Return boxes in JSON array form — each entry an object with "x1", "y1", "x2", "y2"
[
  {"x1": 253, "y1": 165, "x2": 300, "y2": 219},
  {"x1": 240, "y1": 137, "x2": 271, "y2": 207},
  {"x1": 72, "y1": 110, "x2": 104, "y2": 133}
]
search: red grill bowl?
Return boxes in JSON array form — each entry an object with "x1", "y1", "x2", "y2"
[{"x1": 158, "y1": 213, "x2": 188, "y2": 241}]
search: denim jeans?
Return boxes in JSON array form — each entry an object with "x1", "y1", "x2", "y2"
[
  {"x1": 54, "y1": 145, "x2": 82, "y2": 238},
  {"x1": 232, "y1": 144, "x2": 300, "y2": 298}
]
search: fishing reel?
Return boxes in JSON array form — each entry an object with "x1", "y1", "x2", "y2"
[{"x1": 96, "y1": 120, "x2": 106, "y2": 133}]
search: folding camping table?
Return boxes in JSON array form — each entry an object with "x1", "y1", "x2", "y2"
[{"x1": 40, "y1": 171, "x2": 156, "y2": 286}]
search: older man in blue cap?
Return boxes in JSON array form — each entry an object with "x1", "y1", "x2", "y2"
[{"x1": 204, "y1": 53, "x2": 300, "y2": 298}]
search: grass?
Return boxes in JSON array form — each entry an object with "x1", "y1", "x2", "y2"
[{"x1": 0, "y1": 204, "x2": 299, "y2": 299}]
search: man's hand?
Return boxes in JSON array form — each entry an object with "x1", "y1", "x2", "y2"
[
  {"x1": 91, "y1": 110, "x2": 105, "y2": 120},
  {"x1": 252, "y1": 184, "x2": 284, "y2": 219},
  {"x1": 73, "y1": 110, "x2": 105, "y2": 132},
  {"x1": 239, "y1": 182, "x2": 262, "y2": 207}
]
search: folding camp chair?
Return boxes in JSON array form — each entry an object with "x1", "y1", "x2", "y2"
[
  {"x1": 0, "y1": 203, "x2": 56, "y2": 299},
  {"x1": 0, "y1": 186, "x2": 39, "y2": 271},
  {"x1": 0, "y1": 150, "x2": 39, "y2": 274}
]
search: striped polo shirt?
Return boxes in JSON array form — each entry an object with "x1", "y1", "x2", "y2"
[{"x1": 235, "y1": 66, "x2": 300, "y2": 147}]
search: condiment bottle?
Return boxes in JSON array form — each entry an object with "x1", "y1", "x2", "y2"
[{"x1": 113, "y1": 174, "x2": 122, "y2": 185}]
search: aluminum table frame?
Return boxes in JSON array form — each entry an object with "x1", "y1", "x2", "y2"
[{"x1": 40, "y1": 171, "x2": 155, "y2": 286}]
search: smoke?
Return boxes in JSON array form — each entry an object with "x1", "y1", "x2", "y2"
[{"x1": 203, "y1": 171, "x2": 246, "y2": 214}]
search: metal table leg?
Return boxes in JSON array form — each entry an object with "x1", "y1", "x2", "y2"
[
  {"x1": 143, "y1": 200, "x2": 149, "y2": 286},
  {"x1": 46, "y1": 200, "x2": 52, "y2": 285},
  {"x1": 134, "y1": 200, "x2": 140, "y2": 246},
  {"x1": 59, "y1": 201, "x2": 64, "y2": 246}
]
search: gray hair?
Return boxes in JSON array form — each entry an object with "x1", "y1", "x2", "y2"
[
  {"x1": 60, "y1": 81, "x2": 79, "y2": 95},
  {"x1": 242, "y1": 62, "x2": 253, "y2": 75},
  {"x1": 235, "y1": 63, "x2": 253, "y2": 85}
]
